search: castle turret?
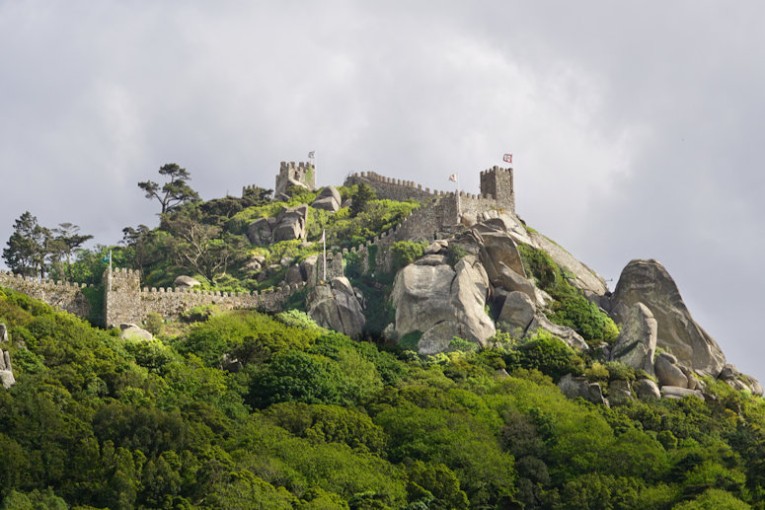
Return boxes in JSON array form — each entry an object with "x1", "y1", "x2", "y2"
[
  {"x1": 103, "y1": 268, "x2": 142, "y2": 327},
  {"x1": 275, "y1": 161, "x2": 316, "y2": 198},
  {"x1": 480, "y1": 166, "x2": 515, "y2": 212}
]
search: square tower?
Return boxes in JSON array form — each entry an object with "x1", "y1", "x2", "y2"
[
  {"x1": 480, "y1": 166, "x2": 515, "y2": 212},
  {"x1": 275, "y1": 161, "x2": 316, "y2": 197}
]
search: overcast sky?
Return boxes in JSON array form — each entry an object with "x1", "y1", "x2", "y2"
[{"x1": 2, "y1": 1, "x2": 764, "y2": 382}]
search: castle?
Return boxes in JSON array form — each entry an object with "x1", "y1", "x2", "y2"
[
  {"x1": 0, "y1": 162, "x2": 515, "y2": 328},
  {"x1": 275, "y1": 161, "x2": 316, "y2": 197}
]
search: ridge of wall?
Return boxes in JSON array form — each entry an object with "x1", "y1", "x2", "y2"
[
  {"x1": 104, "y1": 267, "x2": 306, "y2": 327},
  {"x1": 0, "y1": 271, "x2": 93, "y2": 317}
]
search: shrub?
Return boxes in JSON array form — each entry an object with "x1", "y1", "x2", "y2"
[
  {"x1": 516, "y1": 330, "x2": 585, "y2": 380},
  {"x1": 518, "y1": 244, "x2": 619, "y2": 344},
  {"x1": 390, "y1": 241, "x2": 427, "y2": 273}
]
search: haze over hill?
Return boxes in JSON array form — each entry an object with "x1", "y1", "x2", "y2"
[{"x1": 1, "y1": 2, "x2": 764, "y2": 383}]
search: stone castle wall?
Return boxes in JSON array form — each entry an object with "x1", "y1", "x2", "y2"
[
  {"x1": 104, "y1": 268, "x2": 305, "y2": 327},
  {"x1": 0, "y1": 271, "x2": 91, "y2": 317},
  {"x1": 275, "y1": 161, "x2": 315, "y2": 196},
  {"x1": 0, "y1": 166, "x2": 515, "y2": 327}
]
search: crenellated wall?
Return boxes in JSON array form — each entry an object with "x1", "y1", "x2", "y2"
[
  {"x1": 103, "y1": 268, "x2": 306, "y2": 327},
  {"x1": 0, "y1": 271, "x2": 92, "y2": 317},
  {"x1": 0, "y1": 166, "x2": 517, "y2": 328}
]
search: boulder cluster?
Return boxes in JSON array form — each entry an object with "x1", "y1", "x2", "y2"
[{"x1": 382, "y1": 212, "x2": 761, "y2": 402}]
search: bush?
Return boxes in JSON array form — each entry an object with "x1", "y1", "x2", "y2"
[
  {"x1": 516, "y1": 330, "x2": 585, "y2": 381},
  {"x1": 518, "y1": 244, "x2": 619, "y2": 344},
  {"x1": 391, "y1": 241, "x2": 427, "y2": 273}
]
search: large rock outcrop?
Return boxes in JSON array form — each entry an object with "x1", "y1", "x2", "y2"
[
  {"x1": 0, "y1": 349, "x2": 15, "y2": 389},
  {"x1": 609, "y1": 302, "x2": 657, "y2": 374},
  {"x1": 311, "y1": 186, "x2": 342, "y2": 212},
  {"x1": 308, "y1": 277, "x2": 366, "y2": 339},
  {"x1": 609, "y1": 259, "x2": 726, "y2": 376},
  {"x1": 272, "y1": 205, "x2": 308, "y2": 242},
  {"x1": 529, "y1": 232, "x2": 608, "y2": 297},
  {"x1": 390, "y1": 254, "x2": 495, "y2": 354}
]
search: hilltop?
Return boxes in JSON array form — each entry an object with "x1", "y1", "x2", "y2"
[
  {"x1": 1, "y1": 161, "x2": 760, "y2": 402},
  {"x1": 0, "y1": 161, "x2": 765, "y2": 508}
]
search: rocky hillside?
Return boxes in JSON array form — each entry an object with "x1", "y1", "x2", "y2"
[{"x1": 1, "y1": 165, "x2": 765, "y2": 508}]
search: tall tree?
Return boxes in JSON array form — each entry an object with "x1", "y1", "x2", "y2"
[
  {"x1": 3, "y1": 211, "x2": 50, "y2": 278},
  {"x1": 49, "y1": 223, "x2": 93, "y2": 281},
  {"x1": 138, "y1": 163, "x2": 201, "y2": 214}
]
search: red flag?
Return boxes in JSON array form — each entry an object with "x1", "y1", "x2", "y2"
[{"x1": 503, "y1": 153, "x2": 513, "y2": 164}]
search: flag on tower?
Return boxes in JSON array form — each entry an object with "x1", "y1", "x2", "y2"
[
  {"x1": 449, "y1": 173, "x2": 458, "y2": 182},
  {"x1": 503, "y1": 153, "x2": 513, "y2": 164},
  {"x1": 308, "y1": 151, "x2": 315, "y2": 159}
]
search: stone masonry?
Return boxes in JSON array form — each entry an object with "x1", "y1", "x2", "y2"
[
  {"x1": 0, "y1": 165, "x2": 514, "y2": 329},
  {"x1": 275, "y1": 161, "x2": 316, "y2": 197},
  {"x1": 103, "y1": 268, "x2": 305, "y2": 327}
]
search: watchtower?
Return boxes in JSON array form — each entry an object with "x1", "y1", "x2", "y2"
[
  {"x1": 275, "y1": 161, "x2": 316, "y2": 197},
  {"x1": 480, "y1": 166, "x2": 515, "y2": 212}
]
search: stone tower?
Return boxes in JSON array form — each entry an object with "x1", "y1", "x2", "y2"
[
  {"x1": 103, "y1": 268, "x2": 142, "y2": 328},
  {"x1": 275, "y1": 161, "x2": 316, "y2": 198},
  {"x1": 480, "y1": 166, "x2": 515, "y2": 212}
]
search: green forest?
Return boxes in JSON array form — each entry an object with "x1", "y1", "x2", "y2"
[
  {"x1": 1, "y1": 286, "x2": 764, "y2": 509},
  {"x1": 2, "y1": 165, "x2": 765, "y2": 509}
]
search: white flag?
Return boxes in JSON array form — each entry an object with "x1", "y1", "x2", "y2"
[
  {"x1": 308, "y1": 151, "x2": 316, "y2": 159},
  {"x1": 449, "y1": 173, "x2": 458, "y2": 182}
]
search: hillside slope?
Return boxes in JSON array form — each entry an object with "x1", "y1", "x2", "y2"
[{"x1": 1, "y1": 288, "x2": 765, "y2": 508}]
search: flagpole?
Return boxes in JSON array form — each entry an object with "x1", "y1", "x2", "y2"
[{"x1": 322, "y1": 229, "x2": 327, "y2": 282}]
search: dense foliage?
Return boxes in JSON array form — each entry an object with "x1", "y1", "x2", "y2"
[
  {"x1": 0, "y1": 288, "x2": 764, "y2": 509},
  {"x1": 518, "y1": 243, "x2": 619, "y2": 345}
]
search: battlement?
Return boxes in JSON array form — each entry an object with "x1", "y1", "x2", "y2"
[
  {"x1": 275, "y1": 161, "x2": 316, "y2": 197},
  {"x1": 479, "y1": 166, "x2": 514, "y2": 211}
]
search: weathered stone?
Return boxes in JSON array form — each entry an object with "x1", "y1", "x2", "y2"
[
  {"x1": 275, "y1": 161, "x2": 315, "y2": 198},
  {"x1": 119, "y1": 323, "x2": 153, "y2": 341},
  {"x1": 473, "y1": 224, "x2": 526, "y2": 279},
  {"x1": 654, "y1": 353, "x2": 689, "y2": 388},
  {"x1": 608, "y1": 379, "x2": 633, "y2": 406},
  {"x1": 390, "y1": 255, "x2": 494, "y2": 354},
  {"x1": 529, "y1": 231, "x2": 608, "y2": 297},
  {"x1": 661, "y1": 386, "x2": 704, "y2": 400},
  {"x1": 272, "y1": 205, "x2": 308, "y2": 242},
  {"x1": 610, "y1": 302, "x2": 657, "y2": 374},
  {"x1": 491, "y1": 263, "x2": 538, "y2": 303},
  {"x1": 497, "y1": 291, "x2": 536, "y2": 333},
  {"x1": 610, "y1": 259, "x2": 726, "y2": 376},
  {"x1": 246, "y1": 218, "x2": 273, "y2": 245},
  {"x1": 527, "y1": 315, "x2": 589, "y2": 351},
  {"x1": 312, "y1": 196, "x2": 340, "y2": 212},
  {"x1": 475, "y1": 210, "x2": 534, "y2": 246},
  {"x1": 633, "y1": 379, "x2": 661, "y2": 401},
  {"x1": 307, "y1": 277, "x2": 365, "y2": 339},
  {"x1": 285, "y1": 265, "x2": 304, "y2": 285},
  {"x1": 174, "y1": 275, "x2": 201, "y2": 288},
  {"x1": 0, "y1": 324, "x2": 7, "y2": 343},
  {"x1": 424, "y1": 240, "x2": 449, "y2": 255},
  {"x1": 717, "y1": 364, "x2": 764, "y2": 396},
  {"x1": 0, "y1": 350, "x2": 14, "y2": 389},
  {"x1": 312, "y1": 186, "x2": 342, "y2": 212},
  {"x1": 718, "y1": 364, "x2": 738, "y2": 380},
  {"x1": 558, "y1": 374, "x2": 607, "y2": 405},
  {"x1": 415, "y1": 254, "x2": 448, "y2": 266},
  {"x1": 679, "y1": 365, "x2": 699, "y2": 391}
]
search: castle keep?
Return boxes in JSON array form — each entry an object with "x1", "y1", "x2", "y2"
[
  {"x1": 275, "y1": 161, "x2": 316, "y2": 197},
  {"x1": 0, "y1": 163, "x2": 515, "y2": 328}
]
